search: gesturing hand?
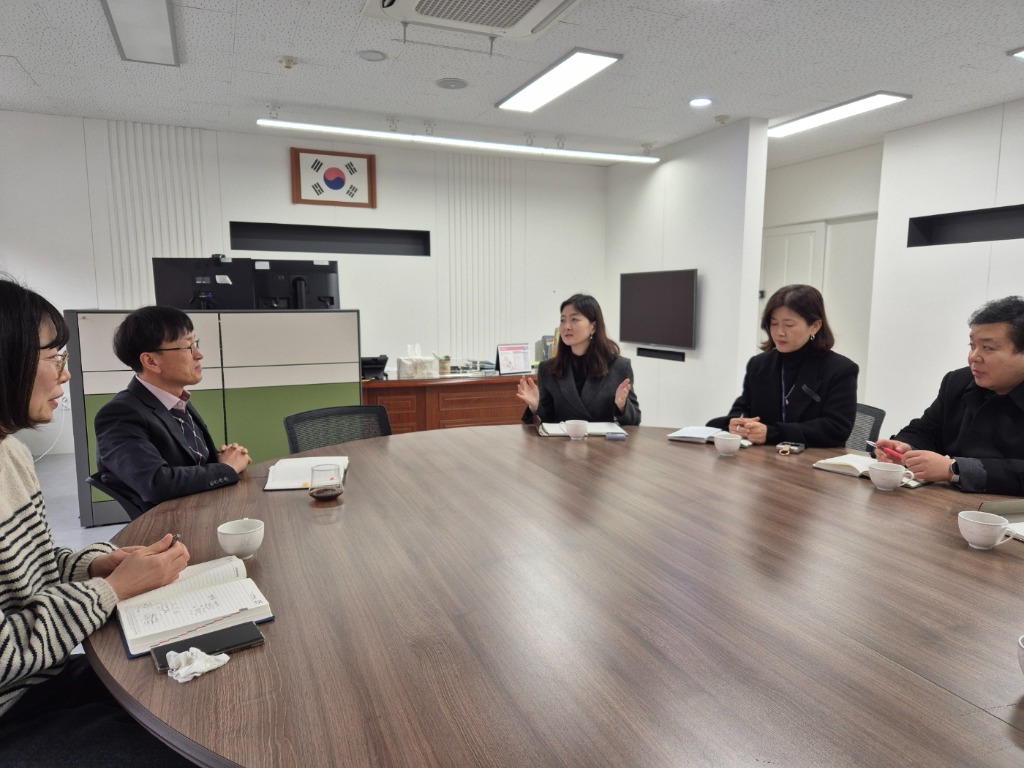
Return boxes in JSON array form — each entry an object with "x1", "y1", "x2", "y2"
[
  {"x1": 614, "y1": 378, "x2": 632, "y2": 411},
  {"x1": 516, "y1": 375, "x2": 540, "y2": 412}
]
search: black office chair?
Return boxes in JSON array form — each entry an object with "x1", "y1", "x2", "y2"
[
  {"x1": 283, "y1": 405, "x2": 392, "y2": 453},
  {"x1": 846, "y1": 403, "x2": 886, "y2": 452},
  {"x1": 86, "y1": 473, "x2": 145, "y2": 520}
]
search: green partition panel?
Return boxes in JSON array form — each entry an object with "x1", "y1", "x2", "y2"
[{"x1": 223, "y1": 382, "x2": 361, "y2": 462}]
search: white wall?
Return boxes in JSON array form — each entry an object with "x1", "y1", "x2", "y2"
[
  {"x1": 0, "y1": 111, "x2": 98, "y2": 455},
  {"x1": 866, "y1": 99, "x2": 1024, "y2": 434},
  {"x1": 0, "y1": 110, "x2": 607, "y2": 452},
  {"x1": 764, "y1": 144, "x2": 883, "y2": 229},
  {"x1": 762, "y1": 144, "x2": 884, "y2": 404},
  {"x1": 606, "y1": 119, "x2": 769, "y2": 428}
]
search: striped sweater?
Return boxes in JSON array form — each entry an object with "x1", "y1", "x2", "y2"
[{"x1": 0, "y1": 438, "x2": 118, "y2": 717}]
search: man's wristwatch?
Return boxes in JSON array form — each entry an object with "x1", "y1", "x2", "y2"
[{"x1": 949, "y1": 459, "x2": 960, "y2": 484}]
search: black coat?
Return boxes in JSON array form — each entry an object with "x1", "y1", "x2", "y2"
[
  {"x1": 523, "y1": 355, "x2": 641, "y2": 425},
  {"x1": 95, "y1": 378, "x2": 239, "y2": 512},
  {"x1": 707, "y1": 347, "x2": 858, "y2": 447},
  {"x1": 894, "y1": 367, "x2": 1024, "y2": 495}
]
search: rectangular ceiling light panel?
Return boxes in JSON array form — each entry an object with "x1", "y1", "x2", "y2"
[
  {"x1": 497, "y1": 49, "x2": 622, "y2": 113},
  {"x1": 102, "y1": 0, "x2": 179, "y2": 66},
  {"x1": 767, "y1": 92, "x2": 909, "y2": 138}
]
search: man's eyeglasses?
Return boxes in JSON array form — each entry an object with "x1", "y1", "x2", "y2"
[
  {"x1": 41, "y1": 349, "x2": 70, "y2": 376},
  {"x1": 154, "y1": 339, "x2": 200, "y2": 355}
]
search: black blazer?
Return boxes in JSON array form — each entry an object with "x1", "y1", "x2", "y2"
[
  {"x1": 94, "y1": 378, "x2": 239, "y2": 512},
  {"x1": 707, "y1": 348, "x2": 858, "y2": 447},
  {"x1": 894, "y1": 367, "x2": 1024, "y2": 495},
  {"x1": 523, "y1": 356, "x2": 641, "y2": 425}
]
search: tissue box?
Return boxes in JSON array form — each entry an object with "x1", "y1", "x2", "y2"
[{"x1": 397, "y1": 357, "x2": 440, "y2": 379}]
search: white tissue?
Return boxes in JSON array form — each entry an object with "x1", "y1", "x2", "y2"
[{"x1": 166, "y1": 647, "x2": 230, "y2": 683}]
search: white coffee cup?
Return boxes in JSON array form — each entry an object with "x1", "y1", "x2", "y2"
[
  {"x1": 957, "y1": 510, "x2": 1014, "y2": 550},
  {"x1": 217, "y1": 518, "x2": 265, "y2": 559},
  {"x1": 561, "y1": 420, "x2": 589, "y2": 440},
  {"x1": 713, "y1": 432, "x2": 742, "y2": 457},
  {"x1": 1017, "y1": 635, "x2": 1024, "y2": 676},
  {"x1": 867, "y1": 462, "x2": 913, "y2": 491}
]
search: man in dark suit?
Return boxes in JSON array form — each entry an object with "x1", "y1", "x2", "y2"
[
  {"x1": 94, "y1": 306, "x2": 251, "y2": 513},
  {"x1": 874, "y1": 296, "x2": 1024, "y2": 495}
]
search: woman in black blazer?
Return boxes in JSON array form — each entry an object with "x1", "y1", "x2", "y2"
[
  {"x1": 707, "y1": 284, "x2": 858, "y2": 447},
  {"x1": 518, "y1": 294, "x2": 640, "y2": 425}
]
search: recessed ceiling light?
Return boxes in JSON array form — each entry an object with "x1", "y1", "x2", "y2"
[
  {"x1": 358, "y1": 50, "x2": 388, "y2": 62},
  {"x1": 256, "y1": 118, "x2": 659, "y2": 165},
  {"x1": 101, "y1": 0, "x2": 178, "y2": 66},
  {"x1": 497, "y1": 48, "x2": 622, "y2": 113},
  {"x1": 689, "y1": 97, "x2": 712, "y2": 108},
  {"x1": 767, "y1": 91, "x2": 910, "y2": 138},
  {"x1": 1009, "y1": 46, "x2": 1024, "y2": 60},
  {"x1": 436, "y1": 78, "x2": 468, "y2": 90}
]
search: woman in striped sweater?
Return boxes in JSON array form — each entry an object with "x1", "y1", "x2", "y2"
[{"x1": 0, "y1": 278, "x2": 192, "y2": 766}]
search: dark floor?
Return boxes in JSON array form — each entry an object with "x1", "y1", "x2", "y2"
[{"x1": 36, "y1": 453, "x2": 125, "y2": 549}]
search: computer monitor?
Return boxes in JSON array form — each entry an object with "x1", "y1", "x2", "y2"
[
  {"x1": 152, "y1": 257, "x2": 256, "y2": 310},
  {"x1": 253, "y1": 259, "x2": 340, "y2": 310}
]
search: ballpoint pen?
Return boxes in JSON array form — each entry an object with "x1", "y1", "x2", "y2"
[{"x1": 866, "y1": 440, "x2": 903, "y2": 460}]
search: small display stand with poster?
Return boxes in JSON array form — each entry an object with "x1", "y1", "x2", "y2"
[{"x1": 495, "y1": 343, "x2": 532, "y2": 375}]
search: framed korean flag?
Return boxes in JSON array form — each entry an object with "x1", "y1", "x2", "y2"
[{"x1": 291, "y1": 148, "x2": 377, "y2": 208}]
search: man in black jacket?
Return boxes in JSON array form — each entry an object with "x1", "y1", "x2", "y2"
[
  {"x1": 95, "y1": 306, "x2": 251, "y2": 513},
  {"x1": 874, "y1": 296, "x2": 1024, "y2": 495}
]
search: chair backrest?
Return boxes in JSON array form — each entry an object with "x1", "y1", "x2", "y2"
[
  {"x1": 846, "y1": 403, "x2": 886, "y2": 452},
  {"x1": 86, "y1": 473, "x2": 145, "y2": 520},
  {"x1": 283, "y1": 405, "x2": 392, "y2": 453}
]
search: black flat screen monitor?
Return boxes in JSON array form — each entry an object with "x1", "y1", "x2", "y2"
[
  {"x1": 253, "y1": 259, "x2": 340, "y2": 310},
  {"x1": 152, "y1": 258, "x2": 256, "y2": 310},
  {"x1": 620, "y1": 269, "x2": 697, "y2": 349}
]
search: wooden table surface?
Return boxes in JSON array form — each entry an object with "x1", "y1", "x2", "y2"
[{"x1": 85, "y1": 426, "x2": 1024, "y2": 767}]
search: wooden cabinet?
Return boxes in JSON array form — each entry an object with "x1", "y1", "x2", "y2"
[{"x1": 362, "y1": 376, "x2": 525, "y2": 433}]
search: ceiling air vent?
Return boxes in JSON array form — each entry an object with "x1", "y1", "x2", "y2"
[{"x1": 362, "y1": 0, "x2": 581, "y2": 39}]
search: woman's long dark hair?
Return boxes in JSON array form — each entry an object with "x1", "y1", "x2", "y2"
[
  {"x1": 759, "y1": 284, "x2": 834, "y2": 353},
  {"x1": 0, "y1": 277, "x2": 70, "y2": 438},
  {"x1": 549, "y1": 294, "x2": 620, "y2": 379}
]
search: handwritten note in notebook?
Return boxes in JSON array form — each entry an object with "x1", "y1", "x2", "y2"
[{"x1": 116, "y1": 555, "x2": 273, "y2": 657}]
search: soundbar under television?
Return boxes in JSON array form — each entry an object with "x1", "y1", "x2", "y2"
[
  {"x1": 620, "y1": 269, "x2": 697, "y2": 349},
  {"x1": 152, "y1": 257, "x2": 340, "y2": 311}
]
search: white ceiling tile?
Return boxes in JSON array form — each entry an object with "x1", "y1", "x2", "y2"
[{"x1": 2, "y1": 0, "x2": 1024, "y2": 166}]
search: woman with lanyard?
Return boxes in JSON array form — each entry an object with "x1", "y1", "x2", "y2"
[{"x1": 706, "y1": 284, "x2": 858, "y2": 447}]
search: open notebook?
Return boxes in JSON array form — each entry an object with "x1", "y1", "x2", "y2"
[
  {"x1": 539, "y1": 422, "x2": 626, "y2": 437},
  {"x1": 812, "y1": 453, "x2": 925, "y2": 488}
]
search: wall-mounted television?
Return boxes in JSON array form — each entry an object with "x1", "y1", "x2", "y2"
[{"x1": 620, "y1": 269, "x2": 697, "y2": 349}]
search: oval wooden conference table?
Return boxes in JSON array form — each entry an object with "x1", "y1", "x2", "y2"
[{"x1": 86, "y1": 426, "x2": 1024, "y2": 767}]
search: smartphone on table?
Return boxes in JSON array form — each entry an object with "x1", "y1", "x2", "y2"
[{"x1": 150, "y1": 621, "x2": 265, "y2": 673}]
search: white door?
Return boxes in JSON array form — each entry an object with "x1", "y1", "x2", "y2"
[
  {"x1": 822, "y1": 215, "x2": 877, "y2": 402},
  {"x1": 759, "y1": 223, "x2": 826, "y2": 345},
  {"x1": 761, "y1": 217, "x2": 876, "y2": 402}
]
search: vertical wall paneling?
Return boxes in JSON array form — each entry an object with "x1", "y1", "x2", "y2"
[
  {"x1": 104, "y1": 122, "x2": 208, "y2": 308},
  {"x1": 446, "y1": 154, "x2": 514, "y2": 359}
]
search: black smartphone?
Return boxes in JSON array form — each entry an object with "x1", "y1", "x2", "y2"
[{"x1": 150, "y1": 621, "x2": 266, "y2": 672}]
